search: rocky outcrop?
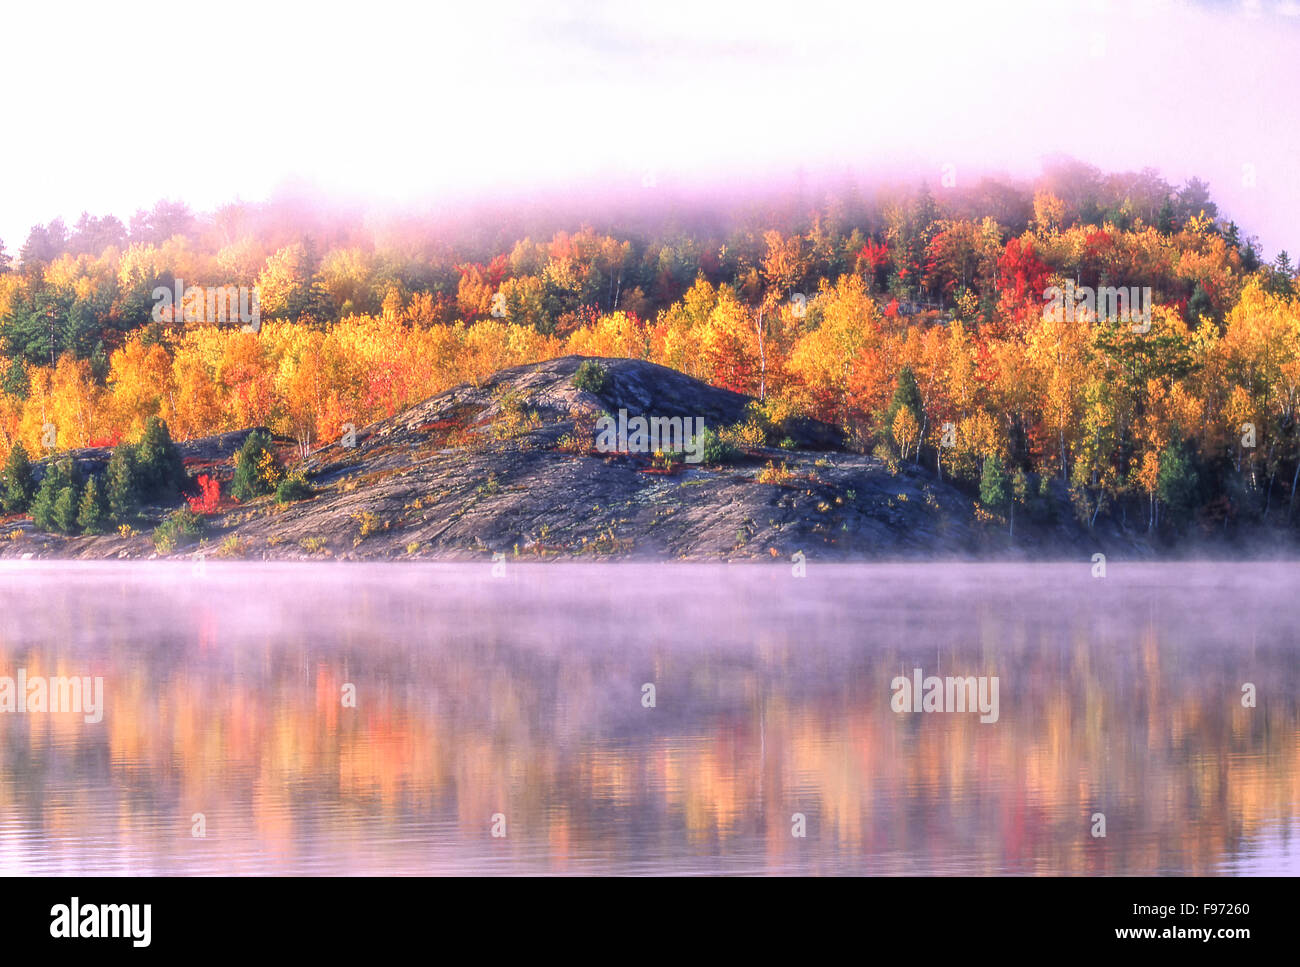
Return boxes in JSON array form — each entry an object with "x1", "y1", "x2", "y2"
[{"x1": 0, "y1": 356, "x2": 1151, "y2": 562}]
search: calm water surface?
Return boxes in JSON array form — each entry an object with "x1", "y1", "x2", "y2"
[{"x1": 0, "y1": 561, "x2": 1296, "y2": 875}]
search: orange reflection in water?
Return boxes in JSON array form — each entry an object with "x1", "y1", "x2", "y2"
[{"x1": 0, "y1": 561, "x2": 1296, "y2": 875}]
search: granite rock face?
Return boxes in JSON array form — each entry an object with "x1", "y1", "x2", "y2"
[{"x1": 1, "y1": 356, "x2": 1134, "y2": 563}]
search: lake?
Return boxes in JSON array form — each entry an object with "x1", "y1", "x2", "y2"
[{"x1": 0, "y1": 560, "x2": 1296, "y2": 875}]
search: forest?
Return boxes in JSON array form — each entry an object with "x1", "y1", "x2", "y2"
[{"x1": 1, "y1": 156, "x2": 1298, "y2": 540}]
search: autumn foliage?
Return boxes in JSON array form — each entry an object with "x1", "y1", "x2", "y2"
[
  {"x1": 187, "y1": 474, "x2": 221, "y2": 514},
  {"x1": 1, "y1": 164, "x2": 1298, "y2": 536}
]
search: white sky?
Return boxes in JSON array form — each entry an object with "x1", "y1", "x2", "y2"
[{"x1": 1, "y1": 0, "x2": 1297, "y2": 257}]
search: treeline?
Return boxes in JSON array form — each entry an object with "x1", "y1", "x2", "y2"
[
  {"x1": 1, "y1": 157, "x2": 1299, "y2": 540},
  {"x1": 1, "y1": 158, "x2": 1288, "y2": 374},
  {"x1": 1, "y1": 413, "x2": 308, "y2": 550},
  {"x1": 2, "y1": 416, "x2": 189, "y2": 539}
]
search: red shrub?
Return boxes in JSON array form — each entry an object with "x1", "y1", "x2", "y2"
[{"x1": 188, "y1": 474, "x2": 221, "y2": 514}]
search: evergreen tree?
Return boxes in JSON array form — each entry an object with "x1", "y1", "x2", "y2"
[
  {"x1": 30, "y1": 472, "x2": 58, "y2": 531},
  {"x1": 1157, "y1": 441, "x2": 1199, "y2": 530},
  {"x1": 53, "y1": 481, "x2": 82, "y2": 534},
  {"x1": 1156, "y1": 197, "x2": 1176, "y2": 234},
  {"x1": 1240, "y1": 237, "x2": 1262, "y2": 273},
  {"x1": 231, "y1": 430, "x2": 282, "y2": 501},
  {"x1": 884, "y1": 366, "x2": 923, "y2": 433},
  {"x1": 980, "y1": 453, "x2": 1010, "y2": 516},
  {"x1": 0, "y1": 282, "x2": 107, "y2": 368},
  {"x1": 134, "y1": 417, "x2": 186, "y2": 502},
  {"x1": 1187, "y1": 283, "x2": 1213, "y2": 326},
  {"x1": 883, "y1": 366, "x2": 925, "y2": 458},
  {"x1": 31, "y1": 460, "x2": 73, "y2": 531},
  {"x1": 77, "y1": 474, "x2": 109, "y2": 534},
  {"x1": 106, "y1": 443, "x2": 139, "y2": 521},
  {"x1": 1265, "y1": 251, "x2": 1296, "y2": 297},
  {"x1": 1, "y1": 441, "x2": 35, "y2": 513}
]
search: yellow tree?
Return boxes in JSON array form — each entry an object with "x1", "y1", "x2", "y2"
[
  {"x1": 109, "y1": 338, "x2": 174, "y2": 438},
  {"x1": 1026, "y1": 299, "x2": 1090, "y2": 479},
  {"x1": 217, "y1": 331, "x2": 279, "y2": 431},
  {"x1": 697, "y1": 288, "x2": 759, "y2": 395},
  {"x1": 786, "y1": 274, "x2": 883, "y2": 427},
  {"x1": 651, "y1": 276, "x2": 714, "y2": 379},
  {"x1": 1221, "y1": 280, "x2": 1300, "y2": 507},
  {"x1": 891, "y1": 407, "x2": 919, "y2": 463},
  {"x1": 20, "y1": 356, "x2": 107, "y2": 450},
  {"x1": 565, "y1": 311, "x2": 650, "y2": 362}
]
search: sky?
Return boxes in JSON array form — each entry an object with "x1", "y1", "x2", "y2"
[{"x1": 1, "y1": 0, "x2": 1297, "y2": 257}]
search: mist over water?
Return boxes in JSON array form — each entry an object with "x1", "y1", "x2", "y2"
[{"x1": 0, "y1": 561, "x2": 1296, "y2": 875}]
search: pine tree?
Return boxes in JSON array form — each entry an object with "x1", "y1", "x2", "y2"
[
  {"x1": 31, "y1": 460, "x2": 72, "y2": 531},
  {"x1": 1156, "y1": 197, "x2": 1176, "y2": 234},
  {"x1": 231, "y1": 430, "x2": 281, "y2": 501},
  {"x1": 1, "y1": 441, "x2": 35, "y2": 513},
  {"x1": 106, "y1": 443, "x2": 138, "y2": 522},
  {"x1": 1157, "y1": 441, "x2": 1199, "y2": 530},
  {"x1": 30, "y1": 472, "x2": 58, "y2": 531},
  {"x1": 77, "y1": 474, "x2": 109, "y2": 534},
  {"x1": 53, "y1": 482, "x2": 81, "y2": 534},
  {"x1": 980, "y1": 453, "x2": 1010, "y2": 517},
  {"x1": 134, "y1": 416, "x2": 186, "y2": 502},
  {"x1": 885, "y1": 366, "x2": 923, "y2": 426},
  {"x1": 1187, "y1": 283, "x2": 1213, "y2": 326}
]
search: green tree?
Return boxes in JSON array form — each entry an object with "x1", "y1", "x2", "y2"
[
  {"x1": 134, "y1": 416, "x2": 186, "y2": 502},
  {"x1": 30, "y1": 470, "x2": 59, "y2": 531},
  {"x1": 106, "y1": 443, "x2": 138, "y2": 521},
  {"x1": 0, "y1": 282, "x2": 109, "y2": 367},
  {"x1": 1157, "y1": 441, "x2": 1199, "y2": 530},
  {"x1": 1, "y1": 441, "x2": 35, "y2": 513},
  {"x1": 571, "y1": 360, "x2": 610, "y2": 394},
  {"x1": 1186, "y1": 282, "x2": 1213, "y2": 325},
  {"x1": 1264, "y1": 251, "x2": 1295, "y2": 298},
  {"x1": 53, "y1": 481, "x2": 82, "y2": 534},
  {"x1": 980, "y1": 453, "x2": 1010, "y2": 524},
  {"x1": 231, "y1": 430, "x2": 282, "y2": 501},
  {"x1": 31, "y1": 459, "x2": 76, "y2": 532},
  {"x1": 1, "y1": 358, "x2": 26, "y2": 398},
  {"x1": 1156, "y1": 197, "x2": 1177, "y2": 234},
  {"x1": 77, "y1": 474, "x2": 109, "y2": 534}
]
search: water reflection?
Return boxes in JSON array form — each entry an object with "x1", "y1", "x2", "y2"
[{"x1": 0, "y1": 561, "x2": 1296, "y2": 874}]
